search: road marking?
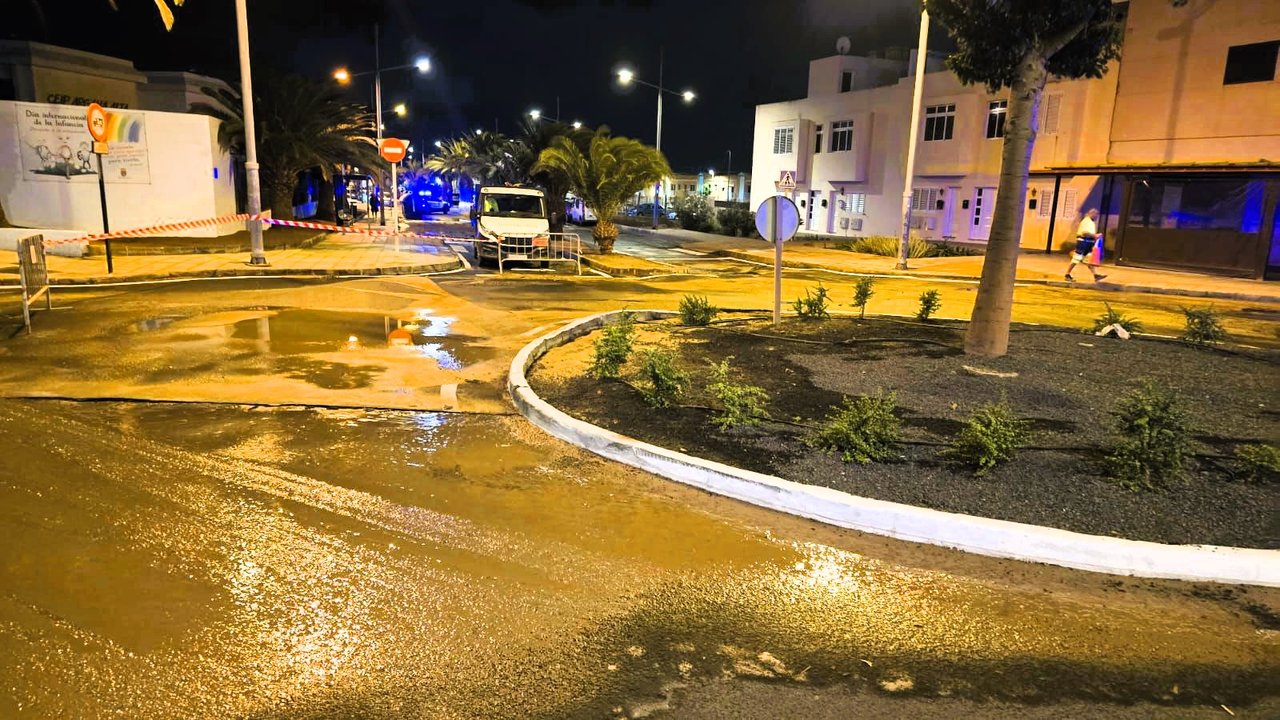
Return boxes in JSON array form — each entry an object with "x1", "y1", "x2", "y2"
[
  {"x1": 667, "y1": 247, "x2": 706, "y2": 256},
  {"x1": 519, "y1": 322, "x2": 560, "y2": 337}
]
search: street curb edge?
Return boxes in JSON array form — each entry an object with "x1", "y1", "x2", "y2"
[{"x1": 508, "y1": 310, "x2": 1280, "y2": 588}]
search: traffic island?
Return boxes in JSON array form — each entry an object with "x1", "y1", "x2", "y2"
[
  {"x1": 510, "y1": 310, "x2": 1280, "y2": 586},
  {"x1": 580, "y1": 252, "x2": 686, "y2": 277}
]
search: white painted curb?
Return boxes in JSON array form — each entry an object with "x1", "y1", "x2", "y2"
[{"x1": 508, "y1": 310, "x2": 1280, "y2": 587}]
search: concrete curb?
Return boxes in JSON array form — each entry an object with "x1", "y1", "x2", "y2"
[
  {"x1": 23, "y1": 257, "x2": 463, "y2": 286},
  {"x1": 508, "y1": 309, "x2": 1280, "y2": 587},
  {"x1": 580, "y1": 255, "x2": 686, "y2": 277},
  {"x1": 713, "y1": 248, "x2": 1280, "y2": 304}
]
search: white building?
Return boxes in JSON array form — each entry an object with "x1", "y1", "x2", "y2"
[{"x1": 750, "y1": 0, "x2": 1280, "y2": 279}]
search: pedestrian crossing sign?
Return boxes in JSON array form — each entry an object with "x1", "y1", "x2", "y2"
[{"x1": 777, "y1": 171, "x2": 797, "y2": 190}]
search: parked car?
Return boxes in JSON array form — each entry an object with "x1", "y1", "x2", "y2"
[
  {"x1": 625, "y1": 202, "x2": 676, "y2": 220},
  {"x1": 470, "y1": 185, "x2": 551, "y2": 268},
  {"x1": 403, "y1": 174, "x2": 452, "y2": 217}
]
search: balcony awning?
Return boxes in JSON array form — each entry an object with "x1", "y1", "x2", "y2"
[{"x1": 1033, "y1": 161, "x2": 1279, "y2": 176}]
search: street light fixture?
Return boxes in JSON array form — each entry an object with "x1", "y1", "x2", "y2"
[
  {"x1": 414, "y1": 56, "x2": 431, "y2": 73},
  {"x1": 393, "y1": 102, "x2": 407, "y2": 117},
  {"x1": 529, "y1": 109, "x2": 542, "y2": 120},
  {"x1": 434, "y1": 140, "x2": 443, "y2": 148},
  {"x1": 333, "y1": 67, "x2": 351, "y2": 84},
  {"x1": 572, "y1": 121, "x2": 582, "y2": 130},
  {"x1": 614, "y1": 50, "x2": 694, "y2": 228}
]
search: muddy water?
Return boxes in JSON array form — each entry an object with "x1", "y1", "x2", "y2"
[{"x1": 0, "y1": 400, "x2": 1276, "y2": 719}]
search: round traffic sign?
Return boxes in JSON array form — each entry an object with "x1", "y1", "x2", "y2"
[
  {"x1": 379, "y1": 138, "x2": 408, "y2": 163},
  {"x1": 86, "y1": 103, "x2": 109, "y2": 143},
  {"x1": 755, "y1": 195, "x2": 800, "y2": 243}
]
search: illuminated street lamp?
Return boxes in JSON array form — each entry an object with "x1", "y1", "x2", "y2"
[
  {"x1": 529, "y1": 109, "x2": 542, "y2": 120},
  {"x1": 572, "y1": 121, "x2": 582, "y2": 130},
  {"x1": 615, "y1": 49, "x2": 694, "y2": 228},
  {"x1": 393, "y1": 102, "x2": 407, "y2": 117}
]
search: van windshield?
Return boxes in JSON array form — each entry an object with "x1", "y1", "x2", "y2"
[{"x1": 480, "y1": 193, "x2": 545, "y2": 219}]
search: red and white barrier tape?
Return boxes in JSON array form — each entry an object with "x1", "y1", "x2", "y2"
[
  {"x1": 41, "y1": 212, "x2": 269, "y2": 247},
  {"x1": 36, "y1": 211, "x2": 459, "y2": 248}
]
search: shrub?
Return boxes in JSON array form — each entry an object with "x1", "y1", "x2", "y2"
[
  {"x1": 916, "y1": 289, "x2": 941, "y2": 321},
  {"x1": 678, "y1": 294, "x2": 718, "y2": 326},
  {"x1": 806, "y1": 391, "x2": 901, "y2": 464},
  {"x1": 852, "y1": 277, "x2": 875, "y2": 319},
  {"x1": 1181, "y1": 306, "x2": 1227, "y2": 345},
  {"x1": 1092, "y1": 302, "x2": 1144, "y2": 334},
  {"x1": 846, "y1": 235, "x2": 932, "y2": 258},
  {"x1": 707, "y1": 357, "x2": 770, "y2": 430},
  {"x1": 931, "y1": 240, "x2": 980, "y2": 257},
  {"x1": 590, "y1": 312, "x2": 636, "y2": 379},
  {"x1": 637, "y1": 349, "x2": 687, "y2": 408},
  {"x1": 1232, "y1": 443, "x2": 1280, "y2": 483},
  {"x1": 717, "y1": 206, "x2": 757, "y2": 238},
  {"x1": 674, "y1": 192, "x2": 718, "y2": 233},
  {"x1": 1106, "y1": 381, "x2": 1196, "y2": 491},
  {"x1": 791, "y1": 283, "x2": 831, "y2": 320},
  {"x1": 946, "y1": 401, "x2": 1030, "y2": 476}
]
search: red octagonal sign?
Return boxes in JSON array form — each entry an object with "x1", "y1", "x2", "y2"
[{"x1": 379, "y1": 138, "x2": 408, "y2": 163}]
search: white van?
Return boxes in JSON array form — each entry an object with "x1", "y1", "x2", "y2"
[{"x1": 470, "y1": 186, "x2": 550, "y2": 267}]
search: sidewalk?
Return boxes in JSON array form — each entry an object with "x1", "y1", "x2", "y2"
[
  {"x1": 619, "y1": 225, "x2": 1280, "y2": 304},
  {"x1": 0, "y1": 232, "x2": 462, "y2": 286}
]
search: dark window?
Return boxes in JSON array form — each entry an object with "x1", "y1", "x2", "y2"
[
  {"x1": 814, "y1": 124, "x2": 823, "y2": 153},
  {"x1": 830, "y1": 120, "x2": 854, "y2": 152},
  {"x1": 985, "y1": 100, "x2": 1008, "y2": 139},
  {"x1": 840, "y1": 71, "x2": 853, "y2": 92},
  {"x1": 924, "y1": 104, "x2": 955, "y2": 141},
  {"x1": 1223, "y1": 41, "x2": 1280, "y2": 85},
  {"x1": 1127, "y1": 178, "x2": 1265, "y2": 232}
]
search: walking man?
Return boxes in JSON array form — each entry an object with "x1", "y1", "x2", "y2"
[{"x1": 1066, "y1": 208, "x2": 1107, "y2": 282}]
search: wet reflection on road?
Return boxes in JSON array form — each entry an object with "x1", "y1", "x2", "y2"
[{"x1": 0, "y1": 401, "x2": 1275, "y2": 719}]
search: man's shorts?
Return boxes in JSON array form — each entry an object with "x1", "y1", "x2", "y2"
[{"x1": 1072, "y1": 238, "x2": 1096, "y2": 263}]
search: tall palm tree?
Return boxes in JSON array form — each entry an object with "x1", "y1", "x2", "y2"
[
  {"x1": 534, "y1": 131, "x2": 670, "y2": 254},
  {"x1": 194, "y1": 76, "x2": 382, "y2": 220},
  {"x1": 518, "y1": 118, "x2": 593, "y2": 232}
]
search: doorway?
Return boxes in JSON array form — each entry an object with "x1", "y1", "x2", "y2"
[{"x1": 971, "y1": 187, "x2": 996, "y2": 241}]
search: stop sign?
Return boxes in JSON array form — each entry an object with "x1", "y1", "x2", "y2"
[{"x1": 379, "y1": 138, "x2": 408, "y2": 163}]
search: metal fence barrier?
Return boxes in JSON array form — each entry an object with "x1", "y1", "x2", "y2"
[
  {"x1": 498, "y1": 232, "x2": 582, "y2": 275},
  {"x1": 17, "y1": 234, "x2": 51, "y2": 334}
]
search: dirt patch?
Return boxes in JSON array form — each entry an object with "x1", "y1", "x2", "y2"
[{"x1": 530, "y1": 316, "x2": 1280, "y2": 549}]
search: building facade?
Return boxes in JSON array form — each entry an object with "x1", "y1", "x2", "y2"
[{"x1": 749, "y1": 0, "x2": 1279, "y2": 279}]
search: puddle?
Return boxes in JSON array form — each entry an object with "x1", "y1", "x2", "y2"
[
  {"x1": 222, "y1": 309, "x2": 493, "y2": 371},
  {"x1": 135, "y1": 316, "x2": 182, "y2": 332}
]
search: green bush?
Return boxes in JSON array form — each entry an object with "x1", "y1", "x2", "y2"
[
  {"x1": 717, "y1": 206, "x2": 757, "y2": 238},
  {"x1": 590, "y1": 312, "x2": 636, "y2": 379},
  {"x1": 846, "y1": 235, "x2": 932, "y2": 258},
  {"x1": 674, "y1": 192, "x2": 718, "y2": 233},
  {"x1": 678, "y1": 294, "x2": 718, "y2": 326},
  {"x1": 916, "y1": 289, "x2": 941, "y2": 321},
  {"x1": 806, "y1": 391, "x2": 901, "y2": 464},
  {"x1": 1232, "y1": 443, "x2": 1280, "y2": 483},
  {"x1": 931, "y1": 240, "x2": 980, "y2": 257},
  {"x1": 791, "y1": 283, "x2": 831, "y2": 320},
  {"x1": 1092, "y1": 302, "x2": 1144, "y2": 334},
  {"x1": 1181, "y1": 306, "x2": 1227, "y2": 345},
  {"x1": 1106, "y1": 381, "x2": 1196, "y2": 491},
  {"x1": 852, "y1": 277, "x2": 875, "y2": 319},
  {"x1": 637, "y1": 349, "x2": 687, "y2": 408},
  {"x1": 946, "y1": 401, "x2": 1030, "y2": 476},
  {"x1": 707, "y1": 357, "x2": 770, "y2": 430}
]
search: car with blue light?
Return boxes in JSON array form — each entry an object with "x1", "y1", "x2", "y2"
[{"x1": 403, "y1": 174, "x2": 452, "y2": 217}]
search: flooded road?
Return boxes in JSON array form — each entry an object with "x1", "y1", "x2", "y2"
[{"x1": 1, "y1": 401, "x2": 1277, "y2": 719}]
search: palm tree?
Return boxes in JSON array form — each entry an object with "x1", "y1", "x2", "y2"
[
  {"x1": 194, "y1": 76, "x2": 382, "y2": 220},
  {"x1": 534, "y1": 130, "x2": 670, "y2": 254},
  {"x1": 518, "y1": 118, "x2": 593, "y2": 232}
]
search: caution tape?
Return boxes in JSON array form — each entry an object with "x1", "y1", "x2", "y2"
[
  {"x1": 36, "y1": 211, "x2": 460, "y2": 248},
  {"x1": 262, "y1": 217, "x2": 455, "y2": 242},
  {"x1": 41, "y1": 212, "x2": 269, "y2": 247}
]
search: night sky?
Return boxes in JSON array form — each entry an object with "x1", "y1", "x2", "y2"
[{"x1": 10, "y1": 0, "x2": 927, "y2": 172}]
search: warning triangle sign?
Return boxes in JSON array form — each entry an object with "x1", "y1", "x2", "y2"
[{"x1": 778, "y1": 171, "x2": 796, "y2": 190}]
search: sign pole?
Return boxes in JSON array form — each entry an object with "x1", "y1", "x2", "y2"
[
  {"x1": 96, "y1": 151, "x2": 113, "y2": 274},
  {"x1": 773, "y1": 202, "x2": 782, "y2": 327}
]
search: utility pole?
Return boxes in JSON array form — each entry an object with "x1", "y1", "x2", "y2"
[
  {"x1": 234, "y1": 0, "x2": 267, "y2": 265},
  {"x1": 896, "y1": 7, "x2": 929, "y2": 271},
  {"x1": 653, "y1": 47, "x2": 664, "y2": 230},
  {"x1": 374, "y1": 22, "x2": 386, "y2": 227}
]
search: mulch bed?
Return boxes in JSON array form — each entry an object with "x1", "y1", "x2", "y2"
[{"x1": 530, "y1": 316, "x2": 1280, "y2": 549}]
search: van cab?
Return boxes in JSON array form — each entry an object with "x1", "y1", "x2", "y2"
[{"x1": 470, "y1": 186, "x2": 551, "y2": 266}]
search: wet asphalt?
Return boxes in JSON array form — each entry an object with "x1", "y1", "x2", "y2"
[{"x1": 0, "y1": 247, "x2": 1278, "y2": 718}]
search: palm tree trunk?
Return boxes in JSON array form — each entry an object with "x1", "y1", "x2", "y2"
[
  {"x1": 269, "y1": 186, "x2": 296, "y2": 222},
  {"x1": 963, "y1": 53, "x2": 1047, "y2": 358},
  {"x1": 593, "y1": 217, "x2": 619, "y2": 254},
  {"x1": 317, "y1": 176, "x2": 336, "y2": 221}
]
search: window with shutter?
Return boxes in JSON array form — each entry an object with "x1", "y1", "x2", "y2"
[
  {"x1": 1061, "y1": 188, "x2": 1079, "y2": 219},
  {"x1": 1042, "y1": 94, "x2": 1062, "y2": 135},
  {"x1": 1038, "y1": 188, "x2": 1054, "y2": 218}
]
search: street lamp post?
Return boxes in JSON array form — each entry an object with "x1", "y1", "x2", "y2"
[
  {"x1": 616, "y1": 50, "x2": 695, "y2": 229},
  {"x1": 333, "y1": 24, "x2": 430, "y2": 228},
  {"x1": 897, "y1": 7, "x2": 930, "y2": 270},
  {"x1": 233, "y1": 0, "x2": 267, "y2": 265}
]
